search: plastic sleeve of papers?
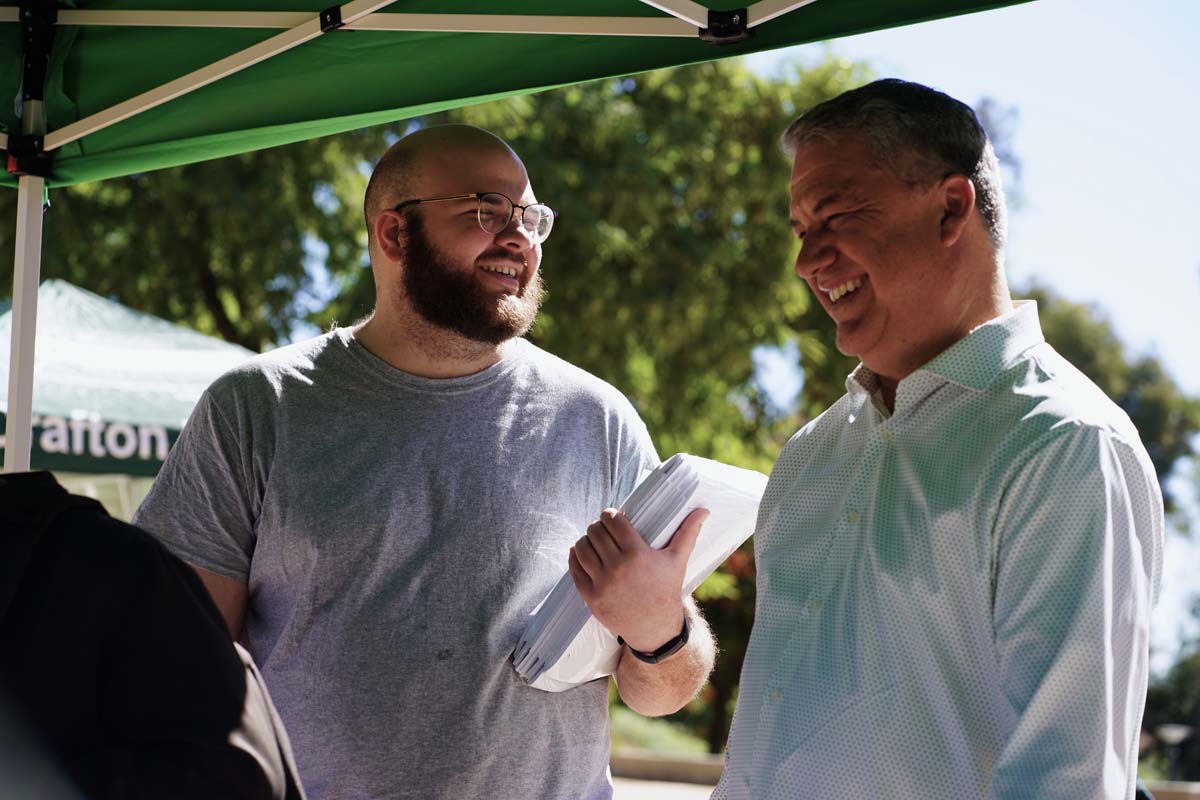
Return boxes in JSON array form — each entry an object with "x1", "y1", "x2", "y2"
[{"x1": 511, "y1": 453, "x2": 768, "y2": 692}]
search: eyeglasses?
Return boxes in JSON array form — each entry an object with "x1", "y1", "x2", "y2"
[{"x1": 393, "y1": 192, "x2": 556, "y2": 244}]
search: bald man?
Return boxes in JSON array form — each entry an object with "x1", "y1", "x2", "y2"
[{"x1": 134, "y1": 126, "x2": 715, "y2": 800}]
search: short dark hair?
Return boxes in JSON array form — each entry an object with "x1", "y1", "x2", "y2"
[
  {"x1": 781, "y1": 79, "x2": 1007, "y2": 250},
  {"x1": 363, "y1": 143, "x2": 417, "y2": 249}
]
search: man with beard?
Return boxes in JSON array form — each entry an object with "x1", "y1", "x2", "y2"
[{"x1": 133, "y1": 125, "x2": 715, "y2": 800}]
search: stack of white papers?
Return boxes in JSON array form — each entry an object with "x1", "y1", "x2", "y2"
[{"x1": 512, "y1": 453, "x2": 768, "y2": 692}]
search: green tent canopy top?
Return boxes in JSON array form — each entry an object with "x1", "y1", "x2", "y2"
[
  {"x1": 0, "y1": 0, "x2": 1028, "y2": 189},
  {"x1": 0, "y1": 279, "x2": 256, "y2": 475}
]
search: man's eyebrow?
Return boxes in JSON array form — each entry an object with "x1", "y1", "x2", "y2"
[
  {"x1": 811, "y1": 191, "x2": 847, "y2": 216},
  {"x1": 790, "y1": 190, "x2": 846, "y2": 230}
]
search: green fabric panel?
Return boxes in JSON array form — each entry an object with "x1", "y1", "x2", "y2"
[
  {"x1": 0, "y1": 412, "x2": 179, "y2": 476},
  {"x1": 0, "y1": 280, "x2": 255, "y2": 475},
  {"x1": 1, "y1": 1, "x2": 1032, "y2": 188}
]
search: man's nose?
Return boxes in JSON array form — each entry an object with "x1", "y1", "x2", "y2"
[
  {"x1": 496, "y1": 213, "x2": 536, "y2": 250},
  {"x1": 793, "y1": 233, "x2": 834, "y2": 278}
]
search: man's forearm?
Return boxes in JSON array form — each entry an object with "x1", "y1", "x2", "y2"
[{"x1": 614, "y1": 600, "x2": 715, "y2": 717}]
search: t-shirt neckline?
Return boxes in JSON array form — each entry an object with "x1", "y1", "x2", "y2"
[{"x1": 333, "y1": 327, "x2": 531, "y2": 395}]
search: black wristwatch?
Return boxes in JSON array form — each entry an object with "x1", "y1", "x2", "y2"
[{"x1": 618, "y1": 616, "x2": 690, "y2": 664}]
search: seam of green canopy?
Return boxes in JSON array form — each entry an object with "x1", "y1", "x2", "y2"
[
  {"x1": 16, "y1": 2, "x2": 813, "y2": 154},
  {"x1": 42, "y1": 0, "x2": 400, "y2": 152},
  {"x1": 2, "y1": 10, "x2": 696, "y2": 34}
]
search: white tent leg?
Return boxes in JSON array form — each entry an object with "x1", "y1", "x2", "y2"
[{"x1": 3, "y1": 174, "x2": 45, "y2": 473}]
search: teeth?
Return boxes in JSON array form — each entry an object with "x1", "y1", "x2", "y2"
[
  {"x1": 482, "y1": 265, "x2": 518, "y2": 277},
  {"x1": 828, "y1": 277, "x2": 864, "y2": 303}
]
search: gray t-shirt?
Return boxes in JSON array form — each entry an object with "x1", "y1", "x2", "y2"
[{"x1": 134, "y1": 329, "x2": 659, "y2": 800}]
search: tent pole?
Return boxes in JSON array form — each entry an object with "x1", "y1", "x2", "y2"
[
  {"x1": 3, "y1": 173, "x2": 45, "y2": 473},
  {"x1": 746, "y1": 0, "x2": 821, "y2": 27},
  {"x1": 636, "y1": 0, "x2": 709, "y2": 28},
  {"x1": 3, "y1": 0, "x2": 55, "y2": 473},
  {"x1": 1, "y1": 9, "x2": 695, "y2": 37}
]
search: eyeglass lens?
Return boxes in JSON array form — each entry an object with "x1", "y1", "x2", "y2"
[{"x1": 477, "y1": 193, "x2": 553, "y2": 242}]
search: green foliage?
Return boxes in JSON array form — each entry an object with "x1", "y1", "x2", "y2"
[
  {"x1": 609, "y1": 703, "x2": 709, "y2": 755},
  {"x1": 0, "y1": 130, "x2": 390, "y2": 351},
  {"x1": 1144, "y1": 645, "x2": 1200, "y2": 780},
  {"x1": 677, "y1": 543, "x2": 756, "y2": 753}
]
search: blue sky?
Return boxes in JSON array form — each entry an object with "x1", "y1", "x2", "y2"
[{"x1": 747, "y1": 0, "x2": 1200, "y2": 672}]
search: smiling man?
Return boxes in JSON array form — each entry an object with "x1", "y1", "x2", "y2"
[
  {"x1": 713, "y1": 80, "x2": 1163, "y2": 799},
  {"x1": 134, "y1": 125, "x2": 714, "y2": 800}
]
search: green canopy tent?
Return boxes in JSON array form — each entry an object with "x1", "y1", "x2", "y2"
[
  {"x1": 0, "y1": 278, "x2": 255, "y2": 476},
  {"x1": 0, "y1": 0, "x2": 1029, "y2": 472}
]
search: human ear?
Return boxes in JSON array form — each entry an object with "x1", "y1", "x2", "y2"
[
  {"x1": 374, "y1": 210, "x2": 408, "y2": 263},
  {"x1": 938, "y1": 174, "x2": 976, "y2": 248}
]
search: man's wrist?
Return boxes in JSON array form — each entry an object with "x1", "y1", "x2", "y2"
[
  {"x1": 617, "y1": 605, "x2": 686, "y2": 653},
  {"x1": 619, "y1": 616, "x2": 690, "y2": 664}
]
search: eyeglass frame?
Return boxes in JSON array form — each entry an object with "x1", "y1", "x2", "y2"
[{"x1": 391, "y1": 192, "x2": 556, "y2": 242}]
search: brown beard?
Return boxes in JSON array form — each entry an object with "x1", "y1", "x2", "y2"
[{"x1": 399, "y1": 212, "x2": 544, "y2": 345}]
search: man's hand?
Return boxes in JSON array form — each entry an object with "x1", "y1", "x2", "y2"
[{"x1": 568, "y1": 507, "x2": 709, "y2": 652}]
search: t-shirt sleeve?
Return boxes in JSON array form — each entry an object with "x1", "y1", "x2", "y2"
[
  {"x1": 607, "y1": 397, "x2": 661, "y2": 510},
  {"x1": 989, "y1": 424, "x2": 1163, "y2": 799},
  {"x1": 133, "y1": 387, "x2": 260, "y2": 582}
]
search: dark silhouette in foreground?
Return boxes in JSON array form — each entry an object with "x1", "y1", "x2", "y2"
[{"x1": 0, "y1": 471, "x2": 304, "y2": 800}]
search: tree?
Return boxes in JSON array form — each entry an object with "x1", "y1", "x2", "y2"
[
  {"x1": 1, "y1": 129, "x2": 390, "y2": 351},
  {"x1": 1144, "y1": 602, "x2": 1200, "y2": 781}
]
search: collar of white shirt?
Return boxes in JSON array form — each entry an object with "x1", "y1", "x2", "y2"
[{"x1": 846, "y1": 300, "x2": 1046, "y2": 412}]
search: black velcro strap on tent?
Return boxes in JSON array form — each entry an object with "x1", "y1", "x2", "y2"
[
  {"x1": 19, "y1": 0, "x2": 58, "y2": 104},
  {"x1": 6, "y1": 133, "x2": 53, "y2": 178},
  {"x1": 319, "y1": 5, "x2": 345, "y2": 32},
  {"x1": 699, "y1": 8, "x2": 754, "y2": 44}
]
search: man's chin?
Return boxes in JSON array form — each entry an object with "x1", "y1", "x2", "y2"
[
  {"x1": 455, "y1": 304, "x2": 537, "y2": 344},
  {"x1": 833, "y1": 330, "x2": 859, "y2": 358},
  {"x1": 834, "y1": 315, "x2": 876, "y2": 358}
]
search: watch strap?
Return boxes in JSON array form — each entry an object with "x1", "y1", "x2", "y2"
[{"x1": 618, "y1": 615, "x2": 690, "y2": 664}]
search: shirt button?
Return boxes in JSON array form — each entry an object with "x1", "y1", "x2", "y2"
[
  {"x1": 810, "y1": 600, "x2": 822, "y2": 611},
  {"x1": 880, "y1": 427, "x2": 894, "y2": 442},
  {"x1": 846, "y1": 509, "x2": 860, "y2": 524},
  {"x1": 770, "y1": 687, "x2": 782, "y2": 702}
]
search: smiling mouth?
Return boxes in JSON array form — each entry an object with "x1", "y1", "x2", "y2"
[
  {"x1": 825, "y1": 277, "x2": 865, "y2": 304},
  {"x1": 480, "y1": 264, "x2": 521, "y2": 279}
]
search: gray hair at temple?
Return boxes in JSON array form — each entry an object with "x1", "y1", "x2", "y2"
[{"x1": 781, "y1": 78, "x2": 1008, "y2": 251}]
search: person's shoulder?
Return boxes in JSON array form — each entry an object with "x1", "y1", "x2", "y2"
[
  {"x1": 998, "y1": 342, "x2": 1142, "y2": 446},
  {"x1": 789, "y1": 391, "x2": 856, "y2": 441},
  {"x1": 206, "y1": 329, "x2": 345, "y2": 403},
  {"x1": 769, "y1": 391, "x2": 857, "y2": 471},
  {"x1": 52, "y1": 500, "x2": 197, "y2": 585},
  {"x1": 515, "y1": 339, "x2": 638, "y2": 411}
]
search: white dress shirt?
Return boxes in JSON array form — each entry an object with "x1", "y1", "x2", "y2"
[{"x1": 714, "y1": 301, "x2": 1163, "y2": 800}]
